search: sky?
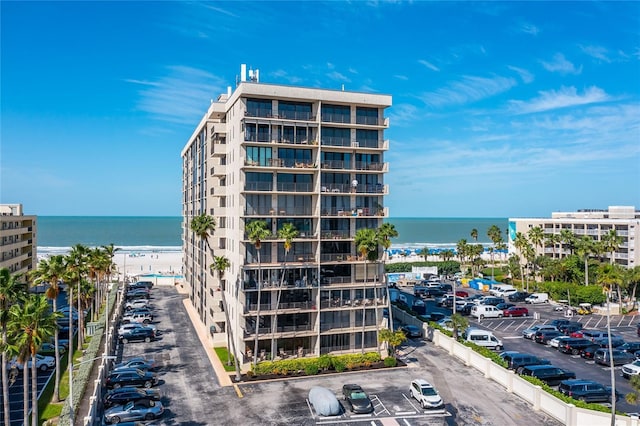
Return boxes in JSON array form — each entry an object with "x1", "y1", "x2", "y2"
[{"x1": 1, "y1": 1, "x2": 639, "y2": 218}]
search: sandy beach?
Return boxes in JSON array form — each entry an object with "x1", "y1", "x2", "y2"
[{"x1": 111, "y1": 250, "x2": 183, "y2": 277}]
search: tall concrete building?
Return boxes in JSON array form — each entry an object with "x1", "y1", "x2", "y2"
[
  {"x1": 182, "y1": 67, "x2": 392, "y2": 361},
  {"x1": 509, "y1": 206, "x2": 640, "y2": 268},
  {"x1": 0, "y1": 204, "x2": 37, "y2": 276}
]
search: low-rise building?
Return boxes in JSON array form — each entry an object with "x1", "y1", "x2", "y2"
[{"x1": 0, "y1": 204, "x2": 37, "y2": 276}]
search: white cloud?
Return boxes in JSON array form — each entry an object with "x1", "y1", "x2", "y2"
[
  {"x1": 541, "y1": 53, "x2": 583, "y2": 75},
  {"x1": 127, "y1": 66, "x2": 226, "y2": 125},
  {"x1": 507, "y1": 65, "x2": 534, "y2": 83},
  {"x1": 418, "y1": 59, "x2": 440, "y2": 72},
  {"x1": 270, "y1": 69, "x2": 303, "y2": 84},
  {"x1": 508, "y1": 86, "x2": 611, "y2": 114},
  {"x1": 580, "y1": 45, "x2": 611, "y2": 63},
  {"x1": 326, "y1": 71, "x2": 351, "y2": 82},
  {"x1": 420, "y1": 75, "x2": 517, "y2": 108},
  {"x1": 519, "y1": 22, "x2": 540, "y2": 36},
  {"x1": 387, "y1": 103, "x2": 419, "y2": 127},
  {"x1": 394, "y1": 75, "x2": 408, "y2": 80}
]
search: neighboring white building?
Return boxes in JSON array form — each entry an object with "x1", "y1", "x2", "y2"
[
  {"x1": 181, "y1": 66, "x2": 392, "y2": 362},
  {"x1": 509, "y1": 206, "x2": 640, "y2": 268},
  {"x1": 0, "y1": 204, "x2": 37, "y2": 276}
]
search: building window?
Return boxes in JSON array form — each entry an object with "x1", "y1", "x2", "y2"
[
  {"x1": 356, "y1": 107, "x2": 378, "y2": 125},
  {"x1": 279, "y1": 101, "x2": 312, "y2": 120},
  {"x1": 246, "y1": 98, "x2": 272, "y2": 117},
  {"x1": 321, "y1": 104, "x2": 350, "y2": 124}
]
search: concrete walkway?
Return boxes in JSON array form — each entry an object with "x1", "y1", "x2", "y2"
[{"x1": 175, "y1": 282, "x2": 236, "y2": 387}]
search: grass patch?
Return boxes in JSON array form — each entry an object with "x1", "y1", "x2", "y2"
[{"x1": 214, "y1": 347, "x2": 238, "y2": 372}]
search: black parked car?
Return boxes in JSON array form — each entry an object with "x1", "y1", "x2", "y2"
[
  {"x1": 618, "y1": 342, "x2": 640, "y2": 354},
  {"x1": 126, "y1": 290, "x2": 150, "y2": 300},
  {"x1": 422, "y1": 288, "x2": 446, "y2": 298},
  {"x1": 508, "y1": 291, "x2": 529, "y2": 302},
  {"x1": 438, "y1": 283, "x2": 453, "y2": 293},
  {"x1": 128, "y1": 280, "x2": 153, "y2": 290},
  {"x1": 342, "y1": 384, "x2": 374, "y2": 414},
  {"x1": 519, "y1": 365, "x2": 576, "y2": 386},
  {"x1": 501, "y1": 353, "x2": 550, "y2": 372},
  {"x1": 534, "y1": 330, "x2": 563, "y2": 344},
  {"x1": 549, "y1": 319, "x2": 571, "y2": 329},
  {"x1": 119, "y1": 328, "x2": 156, "y2": 344},
  {"x1": 103, "y1": 386, "x2": 161, "y2": 408},
  {"x1": 480, "y1": 297, "x2": 505, "y2": 306},
  {"x1": 558, "y1": 379, "x2": 619, "y2": 403},
  {"x1": 106, "y1": 369, "x2": 158, "y2": 389},
  {"x1": 594, "y1": 348, "x2": 635, "y2": 366},
  {"x1": 580, "y1": 344, "x2": 602, "y2": 359},
  {"x1": 558, "y1": 338, "x2": 595, "y2": 355},
  {"x1": 558, "y1": 322, "x2": 583, "y2": 335}
]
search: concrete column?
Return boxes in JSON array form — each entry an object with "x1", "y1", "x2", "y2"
[
  {"x1": 465, "y1": 346, "x2": 471, "y2": 366},
  {"x1": 506, "y1": 370, "x2": 515, "y2": 393},
  {"x1": 566, "y1": 403, "x2": 575, "y2": 426},
  {"x1": 533, "y1": 385, "x2": 542, "y2": 410},
  {"x1": 484, "y1": 358, "x2": 491, "y2": 378}
]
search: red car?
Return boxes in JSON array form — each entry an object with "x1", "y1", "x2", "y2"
[
  {"x1": 455, "y1": 291, "x2": 469, "y2": 298},
  {"x1": 503, "y1": 306, "x2": 529, "y2": 317},
  {"x1": 570, "y1": 330, "x2": 586, "y2": 338}
]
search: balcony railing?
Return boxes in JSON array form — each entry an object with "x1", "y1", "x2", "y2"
[
  {"x1": 356, "y1": 184, "x2": 386, "y2": 194},
  {"x1": 276, "y1": 182, "x2": 313, "y2": 192},
  {"x1": 321, "y1": 137, "x2": 351, "y2": 147},
  {"x1": 272, "y1": 207, "x2": 313, "y2": 216},
  {"x1": 355, "y1": 116, "x2": 387, "y2": 126},
  {"x1": 245, "y1": 109, "x2": 272, "y2": 118},
  {"x1": 321, "y1": 276, "x2": 353, "y2": 285},
  {"x1": 354, "y1": 161, "x2": 384, "y2": 171},
  {"x1": 279, "y1": 111, "x2": 314, "y2": 121},
  {"x1": 244, "y1": 207, "x2": 274, "y2": 216},
  {"x1": 245, "y1": 182, "x2": 273, "y2": 191},
  {"x1": 320, "y1": 208, "x2": 352, "y2": 217},
  {"x1": 321, "y1": 113, "x2": 350, "y2": 124},
  {"x1": 242, "y1": 280, "x2": 319, "y2": 291},
  {"x1": 320, "y1": 253, "x2": 356, "y2": 262},
  {"x1": 321, "y1": 160, "x2": 346, "y2": 170},
  {"x1": 320, "y1": 183, "x2": 350, "y2": 193},
  {"x1": 245, "y1": 158, "x2": 315, "y2": 168},
  {"x1": 320, "y1": 230, "x2": 350, "y2": 239},
  {"x1": 246, "y1": 301, "x2": 315, "y2": 312}
]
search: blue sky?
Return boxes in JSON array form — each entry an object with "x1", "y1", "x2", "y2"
[{"x1": 2, "y1": 1, "x2": 639, "y2": 218}]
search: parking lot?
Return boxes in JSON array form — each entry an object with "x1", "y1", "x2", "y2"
[
  {"x1": 102, "y1": 285, "x2": 561, "y2": 425},
  {"x1": 463, "y1": 295, "x2": 640, "y2": 413}
]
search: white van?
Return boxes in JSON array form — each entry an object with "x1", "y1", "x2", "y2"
[
  {"x1": 471, "y1": 305, "x2": 504, "y2": 319},
  {"x1": 525, "y1": 293, "x2": 549, "y2": 304},
  {"x1": 489, "y1": 284, "x2": 514, "y2": 296},
  {"x1": 464, "y1": 328, "x2": 503, "y2": 350}
]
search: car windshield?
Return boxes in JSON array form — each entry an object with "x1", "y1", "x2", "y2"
[
  {"x1": 124, "y1": 401, "x2": 134, "y2": 411},
  {"x1": 350, "y1": 391, "x2": 368, "y2": 399},
  {"x1": 421, "y1": 387, "x2": 438, "y2": 396}
]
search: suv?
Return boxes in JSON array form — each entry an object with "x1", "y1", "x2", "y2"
[
  {"x1": 519, "y1": 365, "x2": 576, "y2": 386},
  {"x1": 119, "y1": 327, "x2": 156, "y2": 344},
  {"x1": 122, "y1": 312, "x2": 153, "y2": 325},
  {"x1": 558, "y1": 379, "x2": 618, "y2": 403},
  {"x1": 558, "y1": 322, "x2": 583, "y2": 335},
  {"x1": 522, "y1": 325, "x2": 558, "y2": 340},
  {"x1": 479, "y1": 297, "x2": 505, "y2": 306},
  {"x1": 502, "y1": 353, "x2": 550, "y2": 373},
  {"x1": 508, "y1": 291, "x2": 529, "y2": 302},
  {"x1": 409, "y1": 379, "x2": 443, "y2": 409},
  {"x1": 622, "y1": 360, "x2": 640, "y2": 378},
  {"x1": 106, "y1": 369, "x2": 158, "y2": 389},
  {"x1": 534, "y1": 330, "x2": 563, "y2": 345},
  {"x1": 594, "y1": 349, "x2": 635, "y2": 366},
  {"x1": 558, "y1": 338, "x2": 595, "y2": 355}
]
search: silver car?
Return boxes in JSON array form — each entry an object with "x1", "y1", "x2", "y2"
[{"x1": 104, "y1": 400, "x2": 164, "y2": 424}]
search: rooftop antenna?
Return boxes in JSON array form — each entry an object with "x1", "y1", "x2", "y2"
[{"x1": 341, "y1": 84, "x2": 345, "y2": 91}]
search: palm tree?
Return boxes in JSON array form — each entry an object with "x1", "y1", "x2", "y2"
[
  {"x1": 470, "y1": 228, "x2": 478, "y2": 242},
  {"x1": 30, "y1": 254, "x2": 66, "y2": 402},
  {"x1": 378, "y1": 223, "x2": 398, "y2": 261},
  {"x1": 9, "y1": 294, "x2": 60, "y2": 426},
  {"x1": 545, "y1": 232, "x2": 561, "y2": 259},
  {"x1": 575, "y1": 236, "x2": 595, "y2": 286},
  {"x1": 66, "y1": 244, "x2": 89, "y2": 346},
  {"x1": 514, "y1": 232, "x2": 530, "y2": 291},
  {"x1": 528, "y1": 226, "x2": 544, "y2": 282},
  {"x1": 101, "y1": 243, "x2": 120, "y2": 286},
  {"x1": 487, "y1": 225, "x2": 503, "y2": 280},
  {"x1": 271, "y1": 223, "x2": 298, "y2": 360},
  {"x1": 245, "y1": 220, "x2": 271, "y2": 367},
  {"x1": 191, "y1": 213, "x2": 216, "y2": 253},
  {"x1": 596, "y1": 263, "x2": 623, "y2": 425},
  {"x1": 0, "y1": 268, "x2": 27, "y2": 426},
  {"x1": 419, "y1": 247, "x2": 429, "y2": 262},
  {"x1": 602, "y1": 229, "x2": 623, "y2": 304},
  {"x1": 456, "y1": 239, "x2": 468, "y2": 276},
  {"x1": 559, "y1": 229, "x2": 576, "y2": 255},
  {"x1": 355, "y1": 228, "x2": 378, "y2": 354},
  {"x1": 210, "y1": 256, "x2": 242, "y2": 382}
]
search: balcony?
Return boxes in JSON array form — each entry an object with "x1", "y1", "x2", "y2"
[
  {"x1": 321, "y1": 113, "x2": 351, "y2": 124},
  {"x1": 320, "y1": 253, "x2": 357, "y2": 262},
  {"x1": 355, "y1": 184, "x2": 387, "y2": 194},
  {"x1": 354, "y1": 161, "x2": 387, "y2": 172},
  {"x1": 321, "y1": 137, "x2": 351, "y2": 148},
  {"x1": 276, "y1": 182, "x2": 314, "y2": 193},
  {"x1": 244, "y1": 182, "x2": 273, "y2": 192},
  {"x1": 245, "y1": 158, "x2": 315, "y2": 169},
  {"x1": 243, "y1": 324, "x2": 314, "y2": 339},
  {"x1": 320, "y1": 183, "x2": 350, "y2": 194},
  {"x1": 242, "y1": 280, "x2": 318, "y2": 291},
  {"x1": 245, "y1": 300, "x2": 315, "y2": 313},
  {"x1": 321, "y1": 160, "x2": 347, "y2": 170},
  {"x1": 320, "y1": 230, "x2": 351, "y2": 239},
  {"x1": 354, "y1": 116, "x2": 389, "y2": 128},
  {"x1": 211, "y1": 142, "x2": 226, "y2": 156}
]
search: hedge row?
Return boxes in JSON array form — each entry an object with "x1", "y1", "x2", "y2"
[
  {"x1": 519, "y1": 375, "x2": 614, "y2": 414},
  {"x1": 250, "y1": 352, "x2": 382, "y2": 376},
  {"x1": 385, "y1": 261, "x2": 460, "y2": 275}
]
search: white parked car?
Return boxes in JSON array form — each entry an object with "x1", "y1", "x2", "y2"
[
  {"x1": 410, "y1": 379, "x2": 443, "y2": 409},
  {"x1": 548, "y1": 335, "x2": 572, "y2": 349},
  {"x1": 118, "y1": 322, "x2": 157, "y2": 336},
  {"x1": 622, "y1": 360, "x2": 640, "y2": 379},
  {"x1": 125, "y1": 300, "x2": 150, "y2": 310},
  {"x1": 470, "y1": 305, "x2": 503, "y2": 319},
  {"x1": 9, "y1": 354, "x2": 55, "y2": 371}
]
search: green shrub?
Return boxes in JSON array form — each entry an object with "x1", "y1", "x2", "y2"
[
  {"x1": 332, "y1": 359, "x2": 346, "y2": 372},
  {"x1": 305, "y1": 363, "x2": 319, "y2": 375},
  {"x1": 318, "y1": 355, "x2": 332, "y2": 370},
  {"x1": 384, "y1": 357, "x2": 398, "y2": 367}
]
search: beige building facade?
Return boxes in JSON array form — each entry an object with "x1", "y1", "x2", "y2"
[
  {"x1": 0, "y1": 204, "x2": 37, "y2": 276},
  {"x1": 182, "y1": 69, "x2": 392, "y2": 362},
  {"x1": 509, "y1": 206, "x2": 639, "y2": 268}
]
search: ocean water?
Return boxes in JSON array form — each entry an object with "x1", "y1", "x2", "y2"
[{"x1": 36, "y1": 216, "x2": 508, "y2": 253}]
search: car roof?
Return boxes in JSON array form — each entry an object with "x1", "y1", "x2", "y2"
[
  {"x1": 412, "y1": 378, "x2": 434, "y2": 387},
  {"x1": 561, "y1": 379, "x2": 597, "y2": 385}
]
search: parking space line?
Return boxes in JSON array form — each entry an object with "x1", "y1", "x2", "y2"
[
  {"x1": 370, "y1": 394, "x2": 391, "y2": 416},
  {"x1": 584, "y1": 318, "x2": 593, "y2": 328},
  {"x1": 402, "y1": 392, "x2": 420, "y2": 413},
  {"x1": 629, "y1": 317, "x2": 635, "y2": 327},
  {"x1": 595, "y1": 317, "x2": 603, "y2": 328},
  {"x1": 494, "y1": 320, "x2": 505, "y2": 330}
]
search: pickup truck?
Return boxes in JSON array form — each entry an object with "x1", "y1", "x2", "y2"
[{"x1": 122, "y1": 312, "x2": 153, "y2": 325}]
